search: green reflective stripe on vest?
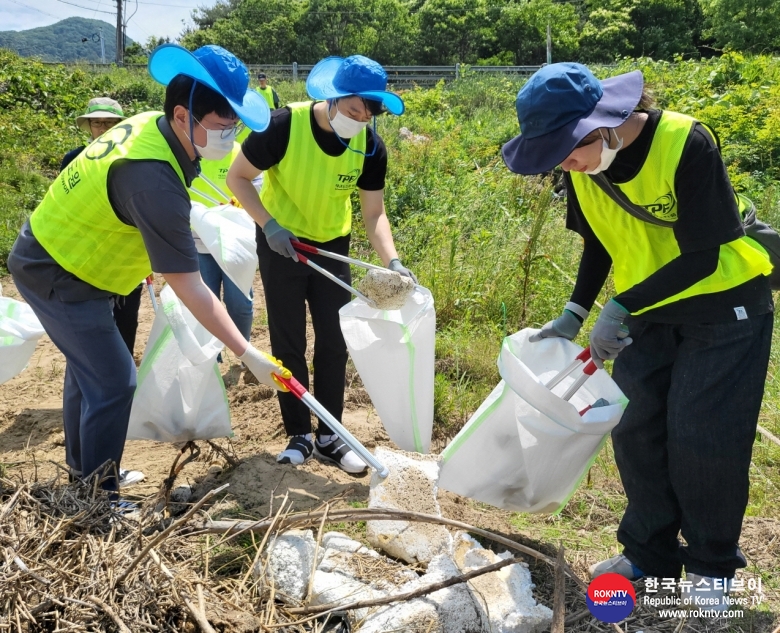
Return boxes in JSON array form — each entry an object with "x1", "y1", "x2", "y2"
[
  {"x1": 570, "y1": 111, "x2": 771, "y2": 314},
  {"x1": 31, "y1": 112, "x2": 185, "y2": 296},
  {"x1": 189, "y1": 142, "x2": 241, "y2": 205},
  {"x1": 260, "y1": 102, "x2": 366, "y2": 242},
  {"x1": 258, "y1": 86, "x2": 276, "y2": 110}
]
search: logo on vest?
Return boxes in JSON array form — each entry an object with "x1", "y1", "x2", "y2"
[
  {"x1": 85, "y1": 123, "x2": 133, "y2": 161},
  {"x1": 643, "y1": 193, "x2": 677, "y2": 222},
  {"x1": 336, "y1": 168, "x2": 361, "y2": 191}
]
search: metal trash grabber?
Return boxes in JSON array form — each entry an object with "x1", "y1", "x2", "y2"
[
  {"x1": 145, "y1": 276, "x2": 158, "y2": 313},
  {"x1": 545, "y1": 348, "x2": 591, "y2": 389},
  {"x1": 294, "y1": 252, "x2": 378, "y2": 308},
  {"x1": 275, "y1": 375, "x2": 390, "y2": 478},
  {"x1": 291, "y1": 240, "x2": 385, "y2": 271},
  {"x1": 560, "y1": 360, "x2": 598, "y2": 401}
]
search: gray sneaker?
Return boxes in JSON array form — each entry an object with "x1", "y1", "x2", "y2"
[
  {"x1": 682, "y1": 573, "x2": 730, "y2": 613},
  {"x1": 589, "y1": 554, "x2": 644, "y2": 580}
]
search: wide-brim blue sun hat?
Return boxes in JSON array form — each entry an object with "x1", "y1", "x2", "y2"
[
  {"x1": 502, "y1": 63, "x2": 643, "y2": 175},
  {"x1": 148, "y1": 43, "x2": 270, "y2": 132},
  {"x1": 307, "y1": 55, "x2": 405, "y2": 116}
]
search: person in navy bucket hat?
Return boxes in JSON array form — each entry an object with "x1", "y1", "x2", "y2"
[
  {"x1": 226, "y1": 54, "x2": 413, "y2": 474},
  {"x1": 502, "y1": 62, "x2": 774, "y2": 603}
]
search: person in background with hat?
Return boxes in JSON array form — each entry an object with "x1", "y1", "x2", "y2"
[
  {"x1": 7, "y1": 44, "x2": 291, "y2": 502},
  {"x1": 502, "y1": 62, "x2": 773, "y2": 608},
  {"x1": 257, "y1": 72, "x2": 280, "y2": 110},
  {"x1": 61, "y1": 97, "x2": 127, "y2": 170},
  {"x1": 227, "y1": 54, "x2": 415, "y2": 474}
]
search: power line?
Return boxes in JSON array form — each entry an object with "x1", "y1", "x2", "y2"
[
  {"x1": 53, "y1": 0, "x2": 115, "y2": 15},
  {"x1": 4, "y1": 0, "x2": 61, "y2": 19}
]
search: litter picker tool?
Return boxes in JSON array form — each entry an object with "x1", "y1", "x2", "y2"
[
  {"x1": 145, "y1": 276, "x2": 158, "y2": 313},
  {"x1": 293, "y1": 252, "x2": 378, "y2": 307},
  {"x1": 275, "y1": 375, "x2": 390, "y2": 478},
  {"x1": 192, "y1": 172, "x2": 231, "y2": 203},
  {"x1": 560, "y1": 360, "x2": 598, "y2": 401},
  {"x1": 545, "y1": 348, "x2": 590, "y2": 389},
  {"x1": 291, "y1": 241, "x2": 385, "y2": 271}
]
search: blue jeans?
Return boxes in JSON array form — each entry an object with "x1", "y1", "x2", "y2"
[
  {"x1": 612, "y1": 313, "x2": 773, "y2": 579},
  {"x1": 198, "y1": 254, "x2": 253, "y2": 360},
  {"x1": 14, "y1": 277, "x2": 136, "y2": 493}
]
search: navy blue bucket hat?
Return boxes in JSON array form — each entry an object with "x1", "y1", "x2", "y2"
[
  {"x1": 148, "y1": 44, "x2": 270, "y2": 132},
  {"x1": 307, "y1": 55, "x2": 405, "y2": 115},
  {"x1": 502, "y1": 63, "x2": 643, "y2": 175}
]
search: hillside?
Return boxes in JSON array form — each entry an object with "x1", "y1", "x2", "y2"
[{"x1": 0, "y1": 16, "x2": 133, "y2": 63}]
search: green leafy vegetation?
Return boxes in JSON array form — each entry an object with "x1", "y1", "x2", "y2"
[{"x1": 0, "y1": 17, "x2": 130, "y2": 63}]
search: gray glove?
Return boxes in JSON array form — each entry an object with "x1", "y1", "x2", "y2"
[
  {"x1": 589, "y1": 299, "x2": 633, "y2": 362},
  {"x1": 263, "y1": 218, "x2": 299, "y2": 261},
  {"x1": 388, "y1": 258, "x2": 418, "y2": 284},
  {"x1": 529, "y1": 302, "x2": 589, "y2": 342}
]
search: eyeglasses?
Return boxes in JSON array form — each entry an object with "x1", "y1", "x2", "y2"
[
  {"x1": 194, "y1": 116, "x2": 245, "y2": 140},
  {"x1": 89, "y1": 119, "x2": 117, "y2": 131}
]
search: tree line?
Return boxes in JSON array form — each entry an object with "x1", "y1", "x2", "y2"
[{"x1": 175, "y1": 0, "x2": 780, "y2": 66}]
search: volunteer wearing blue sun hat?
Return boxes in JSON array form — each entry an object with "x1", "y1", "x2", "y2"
[
  {"x1": 7, "y1": 44, "x2": 290, "y2": 501},
  {"x1": 502, "y1": 62, "x2": 773, "y2": 603},
  {"x1": 227, "y1": 54, "x2": 413, "y2": 474}
]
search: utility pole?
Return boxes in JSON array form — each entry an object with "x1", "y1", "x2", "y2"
[
  {"x1": 546, "y1": 23, "x2": 552, "y2": 65},
  {"x1": 99, "y1": 27, "x2": 106, "y2": 64},
  {"x1": 115, "y1": 0, "x2": 123, "y2": 64}
]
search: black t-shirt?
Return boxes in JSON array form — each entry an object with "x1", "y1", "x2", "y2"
[
  {"x1": 565, "y1": 109, "x2": 773, "y2": 323},
  {"x1": 241, "y1": 102, "x2": 388, "y2": 191},
  {"x1": 8, "y1": 116, "x2": 200, "y2": 301}
]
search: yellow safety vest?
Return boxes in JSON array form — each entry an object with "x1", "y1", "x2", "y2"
[
  {"x1": 190, "y1": 142, "x2": 241, "y2": 205},
  {"x1": 260, "y1": 101, "x2": 366, "y2": 242},
  {"x1": 30, "y1": 112, "x2": 186, "y2": 295},
  {"x1": 258, "y1": 85, "x2": 276, "y2": 110},
  {"x1": 570, "y1": 111, "x2": 771, "y2": 314}
]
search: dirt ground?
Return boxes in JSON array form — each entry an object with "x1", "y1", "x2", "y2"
[{"x1": 2, "y1": 273, "x2": 778, "y2": 632}]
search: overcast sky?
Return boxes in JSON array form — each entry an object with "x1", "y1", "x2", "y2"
[{"x1": 0, "y1": 0, "x2": 214, "y2": 43}]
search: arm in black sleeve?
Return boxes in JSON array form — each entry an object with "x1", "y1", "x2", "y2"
[
  {"x1": 570, "y1": 237, "x2": 613, "y2": 312},
  {"x1": 241, "y1": 107, "x2": 291, "y2": 171},
  {"x1": 355, "y1": 128, "x2": 387, "y2": 191},
  {"x1": 272, "y1": 88, "x2": 280, "y2": 109}
]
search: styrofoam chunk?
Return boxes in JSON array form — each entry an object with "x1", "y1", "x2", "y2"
[{"x1": 256, "y1": 529, "x2": 316, "y2": 603}]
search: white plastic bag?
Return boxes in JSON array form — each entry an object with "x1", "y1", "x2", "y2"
[
  {"x1": 190, "y1": 201, "x2": 258, "y2": 299},
  {"x1": 0, "y1": 296, "x2": 45, "y2": 384},
  {"x1": 339, "y1": 287, "x2": 435, "y2": 453},
  {"x1": 439, "y1": 329, "x2": 626, "y2": 513},
  {"x1": 128, "y1": 284, "x2": 232, "y2": 442}
]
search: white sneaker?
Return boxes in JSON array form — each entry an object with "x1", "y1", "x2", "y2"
[
  {"x1": 119, "y1": 468, "x2": 145, "y2": 488},
  {"x1": 314, "y1": 435, "x2": 367, "y2": 474},
  {"x1": 589, "y1": 554, "x2": 644, "y2": 580},
  {"x1": 682, "y1": 573, "x2": 730, "y2": 613}
]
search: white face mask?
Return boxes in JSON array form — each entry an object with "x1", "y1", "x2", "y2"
[
  {"x1": 328, "y1": 101, "x2": 369, "y2": 138},
  {"x1": 584, "y1": 128, "x2": 623, "y2": 175},
  {"x1": 185, "y1": 115, "x2": 237, "y2": 161}
]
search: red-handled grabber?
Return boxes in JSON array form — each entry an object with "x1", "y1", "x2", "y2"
[
  {"x1": 291, "y1": 241, "x2": 385, "y2": 271},
  {"x1": 294, "y1": 252, "x2": 378, "y2": 308},
  {"x1": 145, "y1": 276, "x2": 158, "y2": 313},
  {"x1": 560, "y1": 360, "x2": 598, "y2": 401},
  {"x1": 275, "y1": 374, "x2": 390, "y2": 478},
  {"x1": 544, "y1": 348, "x2": 591, "y2": 389}
]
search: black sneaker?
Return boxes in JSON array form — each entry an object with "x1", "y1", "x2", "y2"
[
  {"x1": 276, "y1": 434, "x2": 314, "y2": 465},
  {"x1": 314, "y1": 436, "x2": 367, "y2": 474}
]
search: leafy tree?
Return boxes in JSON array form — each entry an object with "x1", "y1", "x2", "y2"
[
  {"x1": 495, "y1": 0, "x2": 580, "y2": 65},
  {"x1": 579, "y1": 0, "x2": 637, "y2": 62},
  {"x1": 124, "y1": 36, "x2": 171, "y2": 64},
  {"x1": 630, "y1": 0, "x2": 702, "y2": 59},
  {"x1": 416, "y1": 0, "x2": 495, "y2": 64},
  {"x1": 702, "y1": 0, "x2": 780, "y2": 53}
]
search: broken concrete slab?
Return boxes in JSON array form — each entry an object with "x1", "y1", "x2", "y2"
[{"x1": 366, "y1": 447, "x2": 452, "y2": 564}]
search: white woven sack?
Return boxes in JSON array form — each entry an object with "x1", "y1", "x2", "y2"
[
  {"x1": 439, "y1": 329, "x2": 626, "y2": 513},
  {"x1": 0, "y1": 296, "x2": 45, "y2": 384},
  {"x1": 190, "y1": 201, "x2": 258, "y2": 299},
  {"x1": 339, "y1": 286, "x2": 435, "y2": 453},
  {"x1": 128, "y1": 284, "x2": 232, "y2": 442}
]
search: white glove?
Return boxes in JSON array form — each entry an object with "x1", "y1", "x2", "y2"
[{"x1": 239, "y1": 344, "x2": 291, "y2": 391}]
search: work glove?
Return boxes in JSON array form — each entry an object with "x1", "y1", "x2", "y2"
[
  {"x1": 589, "y1": 299, "x2": 633, "y2": 363},
  {"x1": 239, "y1": 344, "x2": 292, "y2": 391},
  {"x1": 263, "y1": 218, "x2": 299, "y2": 261},
  {"x1": 529, "y1": 302, "x2": 589, "y2": 342},
  {"x1": 388, "y1": 258, "x2": 418, "y2": 284}
]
